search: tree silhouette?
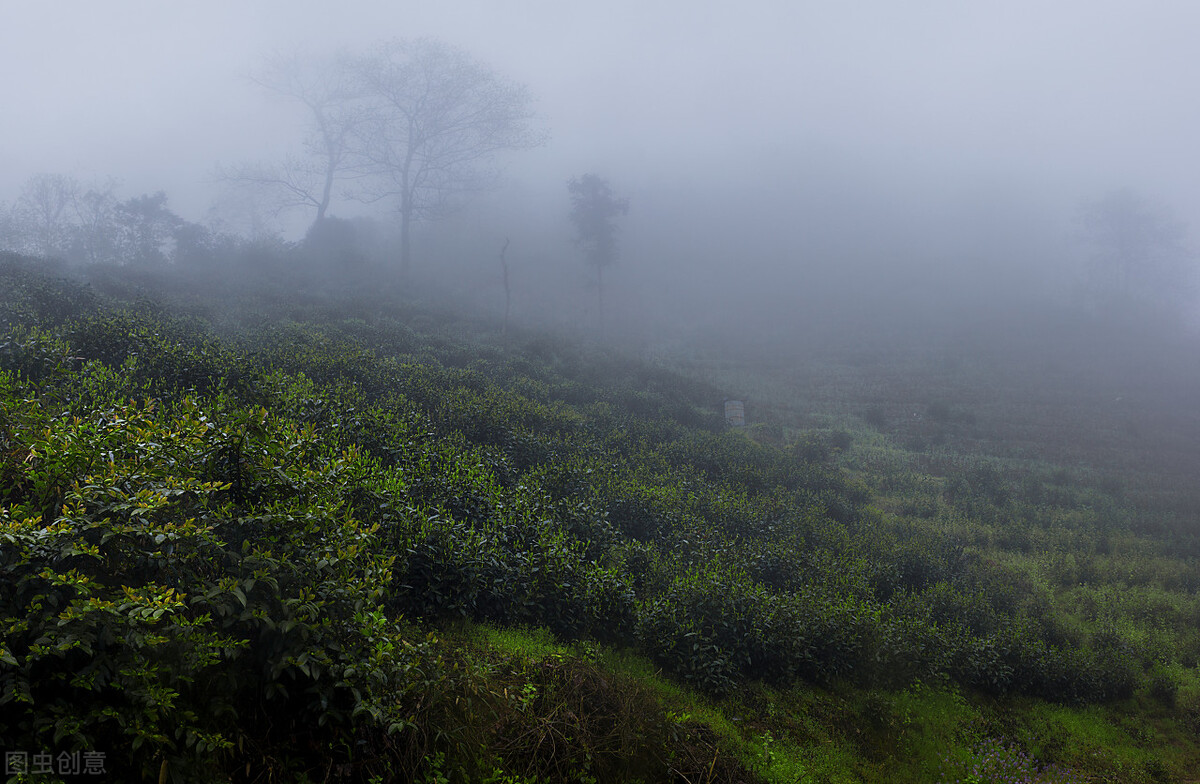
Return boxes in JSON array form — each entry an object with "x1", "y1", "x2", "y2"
[
  {"x1": 218, "y1": 47, "x2": 366, "y2": 232},
  {"x1": 568, "y1": 174, "x2": 628, "y2": 334},
  {"x1": 15, "y1": 173, "x2": 78, "y2": 257},
  {"x1": 351, "y1": 39, "x2": 545, "y2": 274}
]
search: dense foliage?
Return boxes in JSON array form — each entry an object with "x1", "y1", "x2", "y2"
[{"x1": 1, "y1": 254, "x2": 1198, "y2": 781}]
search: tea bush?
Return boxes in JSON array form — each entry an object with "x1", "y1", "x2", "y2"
[
  {"x1": 0, "y1": 368, "x2": 446, "y2": 779},
  {"x1": 3, "y1": 259, "x2": 1194, "y2": 779}
]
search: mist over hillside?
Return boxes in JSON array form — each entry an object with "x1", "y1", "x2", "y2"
[
  {"x1": 4, "y1": 0, "x2": 1197, "y2": 539},
  {"x1": 4, "y1": 4, "x2": 1200, "y2": 781},
  {"x1": 3, "y1": 1, "x2": 1199, "y2": 355}
]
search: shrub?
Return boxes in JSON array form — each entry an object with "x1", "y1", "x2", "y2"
[{"x1": 0, "y1": 385, "x2": 442, "y2": 779}]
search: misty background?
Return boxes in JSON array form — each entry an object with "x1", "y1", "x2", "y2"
[{"x1": 3, "y1": 0, "x2": 1199, "y2": 354}]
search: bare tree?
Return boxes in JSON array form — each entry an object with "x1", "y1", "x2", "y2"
[
  {"x1": 219, "y1": 47, "x2": 366, "y2": 230},
  {"x1": 350, "y1": 39, "x2": 545, "y2": 274},
  {"x1": 70, "y1": 179, "x2": 121, "y2": 265},
  {"x1": 17, "y1": 173, "x2": 79, "y2": 257},
  {"x1": 568, "y1": 174, "x2": 628, "y2": 335}
]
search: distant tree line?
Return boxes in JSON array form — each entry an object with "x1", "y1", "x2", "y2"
[
  {"x1": 3, "y1": 35, "x2": 1194, "y2": 334},
  {"x1": 1, "y1": 37, "x2": 549, "y2": 281},
  {"x1": 0, "y1": 174, "x2": 214, "y2": 267}
]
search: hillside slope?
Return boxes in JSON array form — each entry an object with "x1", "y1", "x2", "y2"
[{"x1": 1, "y1": 255, "x2": 1198, "y2": 782}]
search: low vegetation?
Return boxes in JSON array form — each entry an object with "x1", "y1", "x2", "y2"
[{"x1": 1, "y1": 252, "x2": 1198, "y2": 782}]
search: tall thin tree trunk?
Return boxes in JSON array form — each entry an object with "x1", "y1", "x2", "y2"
[
  {"x1": 399, "y1": 205, "x2": 412, "y2": 276},
  {"x1": 500, "y1": 237, "x2": 511, "y2": 335},
  {"x1": 399, "y1": 134, "x2": 416, "y2": 276},
  {"x1": 316, "y1": 162, "x2": 333, "y2": 223}
]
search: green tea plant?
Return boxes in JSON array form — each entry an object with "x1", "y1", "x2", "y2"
[{"x1": 0, "y1": 365, "x2": 448, "y2": 779}]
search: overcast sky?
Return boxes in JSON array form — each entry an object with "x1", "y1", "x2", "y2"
[
  {"x1": 3, "y1": 1, "x2": 1198, "y2": 204},
  {"x1": 3, "y1": 0, "x2": 1200, "y2": 332}
]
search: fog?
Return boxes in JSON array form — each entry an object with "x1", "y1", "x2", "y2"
[{"x1": 4, "y1": 0, "x2": 1200, "y2": 351}]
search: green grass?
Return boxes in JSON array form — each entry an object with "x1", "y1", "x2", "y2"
[
  {"x1": 658, "y1": 344, "x2": 1200, "y2": 782},
  {"x1": 474, "y1": 624, "x2": 568, "y2": 662}
]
